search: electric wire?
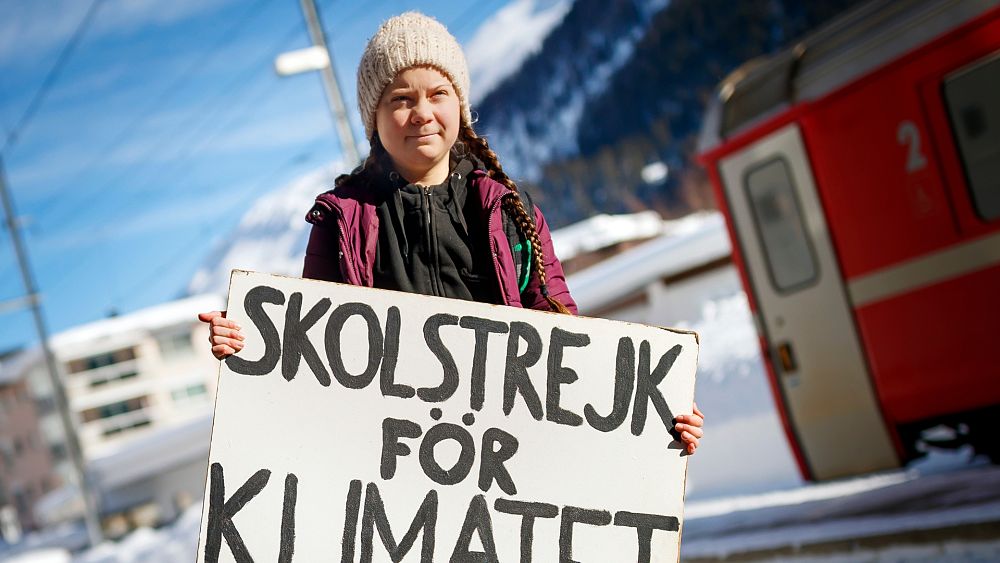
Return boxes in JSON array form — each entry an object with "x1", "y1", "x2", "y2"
[
  {"x1": 37, "y1": 0, "x2": 355, "y2": 296},
  {"x1": 45, "y1": 28, "x2": 301, "y2": 233},
  {"x1": 111, "y1": 144, "x2": 326, "y2": 311},
  {"x1": 36, "y1": 0, "x2": 376, "y2": 231},
  {"x1": 37, "y1": 76, "x2": 287, "y2": 296},
  {"x1": 29, "y1": 0, "x2": 274, "y2": 222},
  {"x1": 1, "y1": 0, "x2": 106, "y2": 155},
  {"x1": 44, "y1": 0, "x2": 375, "y2": 233},
  {"x1": 31, "y1": 0, "x2": 385, "y2": 316},
  {"x1": 99, "y1": 0, "x2": 392, "y2": 310}
]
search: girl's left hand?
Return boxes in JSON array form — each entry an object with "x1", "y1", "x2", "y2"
[{"x1": 675, "y1": 402, "x2": 705, "y2": 455}]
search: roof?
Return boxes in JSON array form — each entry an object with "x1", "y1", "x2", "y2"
[
  {"x1": 0, "y1": 346, "x2": 43, "y2": 386},
  {"x1": 698, "y1": 0, "x2": 999, "y2": 152},
  {"x1": 550, "y1": 210, "x2": 667, "y2": 261},
  {"x1": 51, "y1": 293, "x2": 224, "y2": 349},
  {"x1": 567, "y1": 212, "x2": 731, "y2": 313},
  {"x1": 88, "y1": 412, "x2": 213, "y2": 491}
]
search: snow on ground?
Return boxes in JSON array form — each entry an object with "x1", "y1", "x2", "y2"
[
  {"x1": 673, "y1": 282, "x2": 803, "y2": 499},
  {"x1": 759, "y1": 539, "x2": 1000, "y2": 563},
  {"x1": 17, "y1": 460, "x2": 998, "y2": 562},
  {"x1": 681, "y1": 447, "x2": 1000, "y2": 561},
  {"x1": 75, "y1": 500, "x2": 200, "y2": 563},
  {"x1": 3, "y1": 549, "x2": 71, "y2": 563}
]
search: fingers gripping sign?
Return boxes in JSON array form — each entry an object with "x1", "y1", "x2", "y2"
[
  {"x1": 198, "y1": 310, "x2": 245, "y2": 360},
  {"x1": 674, "y1": 402, "x2": 705, "y2": 455}
]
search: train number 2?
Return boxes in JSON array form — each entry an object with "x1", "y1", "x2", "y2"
[{"x1": 897, "y1": 120, "x2": 928, "y2": 173}]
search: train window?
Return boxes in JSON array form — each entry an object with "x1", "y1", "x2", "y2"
[
  {"x1": 943, "y1": 53, "x2": 1000, "y2": 221},
  {"x1": 745, "y1": 158, "x2": 818, "y2": 292}
]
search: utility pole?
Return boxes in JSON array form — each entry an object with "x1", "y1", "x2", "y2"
[
  {"x1": 296, "y1": 0, "x2": 361, "y2": 166},
  {"x1": 0, "y1": 156, "x2": 103, "y2": 547}
]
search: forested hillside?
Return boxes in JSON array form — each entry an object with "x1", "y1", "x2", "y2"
[{"x1": 476, "y1": 0, "x2": 866, "y2": 226}]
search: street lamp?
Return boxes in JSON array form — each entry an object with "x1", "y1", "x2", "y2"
[{"x1": 276, "y1": 0, "x2": 361, "y2": 167}]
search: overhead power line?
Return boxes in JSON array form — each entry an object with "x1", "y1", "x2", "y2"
[
  {"x1": 43, "y1": 33, "x2": 297, "y2": 233},
  {"x1": 1, "y1": 0, "x2": 105, "y2": 155},
  {"x1": 113, "y1": 145, "x2": 324, "y2": 310},
  {"x1": 40, "y1": 0, "x2": 377, "y2": 233},
  {"x1": 31, "y1": 0, "x2": 276, "y2": 225},
  {"x1": 30, "y1": 0, "x2": 384, "y2": 302}
]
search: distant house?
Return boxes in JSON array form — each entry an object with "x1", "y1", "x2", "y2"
[
  {"x1": 563, "y1": 211, "x2": 733, "y2": 324},
  {"x1": 0, "y1": 349, "x2": 59, "y2": 537},
  {"x1": 551, "y1": 210, "x2": 668, "y2": 274}
]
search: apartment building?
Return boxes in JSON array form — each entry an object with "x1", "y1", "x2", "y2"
[
  {"x1": 5, "y1": 294, "x2": 224, "y2": 536},
  {"x1": 48, "y1": 294, "x2": 223, "y2": 460}
]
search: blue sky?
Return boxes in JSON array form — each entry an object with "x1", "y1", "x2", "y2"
[{"x1": 0, "y1": 0, "x2": 553, "y2": 352}]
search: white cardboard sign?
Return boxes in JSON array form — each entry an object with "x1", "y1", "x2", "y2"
[{"x1": 197, "y1": 270, "x2": 698, "y2": 562}]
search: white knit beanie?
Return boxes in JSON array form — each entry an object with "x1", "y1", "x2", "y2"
[{"x1": 357, "y1": 12, "x2": 472, "y2": 140}]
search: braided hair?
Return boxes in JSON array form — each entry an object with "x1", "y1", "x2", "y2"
[
  {"x1": 458, "y1": 123, "x2": 571, "y2": 314},
  {"x1": 336, "y1": 133, "x2": 388, "y2": 189}
]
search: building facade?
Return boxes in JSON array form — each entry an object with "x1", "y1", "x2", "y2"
[
  {"x1": 48, "y1": 294, "x2": 223, "y2": 461},
  {"x1": 10, "y1": 294, "x2": 224, "y2": 536},
  {"x1": 0, "y1": 351, "x2": 58, "y2": 538}
]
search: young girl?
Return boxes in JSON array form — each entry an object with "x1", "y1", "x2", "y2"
[{"x1": 199, "y1": 11, "x2": 704, "y2": 452}]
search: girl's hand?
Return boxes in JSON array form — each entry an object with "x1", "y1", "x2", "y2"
[
  {"x1": 675, "y1": 402, "x2": 705, "y2": 455},
  {"x1": 197, "y1": 311, "x2": 244, "y2": 360}
]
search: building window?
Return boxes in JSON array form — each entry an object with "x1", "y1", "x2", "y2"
[
  {"x1": 67, "y1": 347, "x2": 137, "y2": 374},
  {"x1": 944, "y1": 53, "x2": 1000, "y2": 221},
  {"x1": 34, "y1": 395, "x2": 56, "y2": 416},
  {"x1": 102, "y1": 419, "x2": 151, "y2": 437},
  {"x1": 158, "y1": 331, "x2": 194, "y2": 360},
  {"x1": 171, "y1": 383, "x2": 208, "y2": 404},
  {"x1": 81, "y1": 396, "x2": 148, "y2": 423},
  {"x1": 89, "y1": 370, "x2": 139, "y2": 388},
  {"x1": 744, "y1": 157, "x2": 819, "y2": 293},
  {"x1": 1, "y1": 443, "x2": 13, "y2": 471}
]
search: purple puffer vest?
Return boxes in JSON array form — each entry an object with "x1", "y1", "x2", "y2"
[{"x1": 303, "y1": 169, "x2": 578, "y2": 314}]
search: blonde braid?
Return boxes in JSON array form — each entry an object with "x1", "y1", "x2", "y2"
[{"x1": 460, "y1": 124, "x2": 571, "y2": 314}]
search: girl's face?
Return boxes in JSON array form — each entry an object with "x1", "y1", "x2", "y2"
[{"x1": 375, "y1": 66, "x2": 461, "y2": 185}]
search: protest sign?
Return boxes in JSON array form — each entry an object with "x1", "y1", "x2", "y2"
[{"x1": 197, "y1": 270, "x2": 698, "y2": 562}]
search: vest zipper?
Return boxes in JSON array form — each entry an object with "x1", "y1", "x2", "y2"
[{"x1": 423, "y1": 185, "x2": 443, "y2": 296}]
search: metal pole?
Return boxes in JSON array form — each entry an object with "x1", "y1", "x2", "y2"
[
  {"x1": 0, "y1": 156, "x2": 103, "y2": 547},
  {"x1": 298, "y1": 0, "x2": 362, "y2": 166}
]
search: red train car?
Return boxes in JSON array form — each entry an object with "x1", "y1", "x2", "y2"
[{"x1": 697, "y1": 0, "x2": 1000, "y2": 480}]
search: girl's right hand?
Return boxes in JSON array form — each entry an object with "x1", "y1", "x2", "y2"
[{"x1": 197, "y1": 311, "x2": 245, "y2": 360}]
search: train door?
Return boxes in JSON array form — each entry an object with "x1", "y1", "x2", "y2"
[{"x1": 717, "y1": 124, "x2": 899, "y2": 480}]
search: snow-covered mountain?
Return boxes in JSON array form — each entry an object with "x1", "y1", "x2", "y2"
[
  {"x1": 471, "y1": 0, "x2": 867, "y2": 227},
  {"x1": 465, "y1": 0, "x2": 574, "y2": 104},
  {"x1": 186, "y1": 164, "x2": 338, "y2": 297},
  {"x1": 474, "y1": 0, "x2": 667, "y2": 180}
]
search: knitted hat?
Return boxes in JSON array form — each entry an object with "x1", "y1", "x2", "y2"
[{"x1": 357, "y1": 12, "x2": 472, "y2": 139}]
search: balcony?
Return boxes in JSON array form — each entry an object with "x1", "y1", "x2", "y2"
[
  {"x1": 65, "y1": 359, "x2": 141, "y2": 394},
  {"x1": 79, "y1": 408, "x2": 154, "y2": 448}
]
